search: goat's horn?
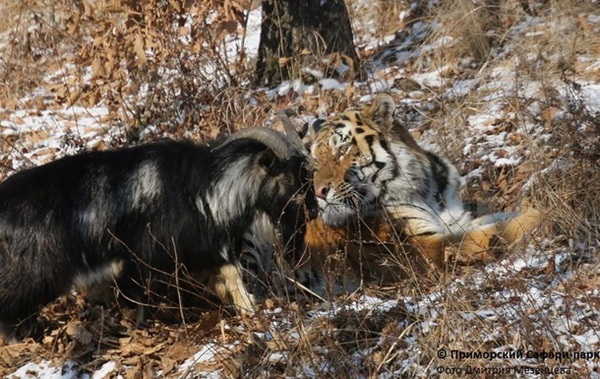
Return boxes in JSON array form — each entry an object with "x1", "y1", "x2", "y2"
[
  {"x1": 276, "y1": 110, "x2": 307, "y2": 154},
  {"x1": 276, "y1": 110, "x2": 315, "y2": 167},
  {"x1": 217, "y1": 127, "x2": 294, "y2": 160}
]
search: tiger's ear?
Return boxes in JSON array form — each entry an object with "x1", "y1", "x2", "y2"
[
  {"x1": 310, "y1": 119, "x2": 327, "y2": 135},
  {"x1": 363, "y1": 93, "x2": 396, "y2": 130}
]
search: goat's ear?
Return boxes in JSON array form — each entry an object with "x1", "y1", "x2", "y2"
[{"x1": 257, "y1": 149, "x2": 279, "y2": 173}]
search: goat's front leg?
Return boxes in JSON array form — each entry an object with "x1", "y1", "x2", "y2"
[{"x1": 213, "y1": 263, "x2": 255, "y2": 314}]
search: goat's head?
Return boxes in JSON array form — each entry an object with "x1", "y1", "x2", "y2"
[{"x1": 217, "y1": 126, "x2": 319, "y2": 225}]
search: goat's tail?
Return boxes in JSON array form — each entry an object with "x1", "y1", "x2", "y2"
[{"x1": 412, "y1": 208, "x2": 542, "y2": 269}]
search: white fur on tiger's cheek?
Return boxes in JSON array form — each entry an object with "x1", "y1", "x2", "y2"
[
  {"x1": 321, "y1": 192, "x2": 364, "y2": 226},
  {"x1": 321, "y1": 206, "x2": 356, "y2": 226},
  {"x1": 317, "y1": 197, "x2": 328, "y2": 210},
  {"x1": 317, "y1": 190, "x2": 353, "y2": 226}
]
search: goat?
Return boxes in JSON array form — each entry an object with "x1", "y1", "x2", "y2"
[{"x1": 0, "y1": 128, "x2": 318, "y2": 341}]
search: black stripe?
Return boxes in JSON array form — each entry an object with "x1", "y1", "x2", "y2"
[
  {"x1": 312, "y1": 119, "x2": 326, "y2": 133},
  {"x1": 413, "y1": 231, "x2": 437, "y2": 236},
  {"x1": 427, "y1": 152, "x2": 449, "y2": 206},
  {"x1": 379, "y1": 137, "x2": 389, "y2": 151},
  {"x1": 355, "y1": 113, "x2": 365, "y2": 126}
]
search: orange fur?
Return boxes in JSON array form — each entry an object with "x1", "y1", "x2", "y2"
[
  {"x1": 304, "y1": 217, "x2": 435, "y2": 284},
  {"x1": 304, "y1": 209, "x2": 542, "y2": 282}
]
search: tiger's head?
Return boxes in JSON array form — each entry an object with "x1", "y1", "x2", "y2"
[{"x1": 309, "y1": 94, "x2": 416, "y2": 226}]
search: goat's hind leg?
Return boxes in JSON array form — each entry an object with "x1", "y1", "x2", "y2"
[{"x1": 212, "y1": 264, "x2": 255, "y2": 315}]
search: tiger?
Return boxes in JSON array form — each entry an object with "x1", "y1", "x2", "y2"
[{"x1": 304, "y1": 93, "x2": 541, "y2": 275}]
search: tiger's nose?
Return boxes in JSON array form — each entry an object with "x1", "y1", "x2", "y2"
[{"x1": 315, "y1": 185, "x2": 329, "y2": 199}]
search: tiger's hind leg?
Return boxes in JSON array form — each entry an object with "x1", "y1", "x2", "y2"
[
  {"x1": 410, "y1": 234, "x2": 447, "y2": 270},
  {"x1": 492, "y1": 208, "x2": 542, "y2": 245},
  {"x1": 412, "y1": 209, "x2": 542, "y2": 267},
  {"x1": 450, "y1": 209, "x2": 542, "y2": 262}
]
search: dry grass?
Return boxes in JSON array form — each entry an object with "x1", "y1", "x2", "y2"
[{"x1": 0, "y1": 0, "x2": 77, "y2": 109}]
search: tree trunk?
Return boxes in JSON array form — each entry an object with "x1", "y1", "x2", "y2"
[{"x1": 255, "y1": 0, "x2": 361, "y2": 87}]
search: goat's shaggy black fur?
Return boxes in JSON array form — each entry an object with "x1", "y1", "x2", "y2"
[{"x1": 0, "y1": 138, "x2": 317, "y2": 340}]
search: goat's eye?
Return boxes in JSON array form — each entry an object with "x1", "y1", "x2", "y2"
[{"x1": 281, "y1": 175, "x2": 293, "y2": 186}]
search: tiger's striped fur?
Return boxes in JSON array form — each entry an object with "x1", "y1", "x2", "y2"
[
  {"x1": 240, "y1": 213, "x2": 327, "y2": 299},
  {"x1": 307, "y1": 93, "x2": 541, "y2": 271}
]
